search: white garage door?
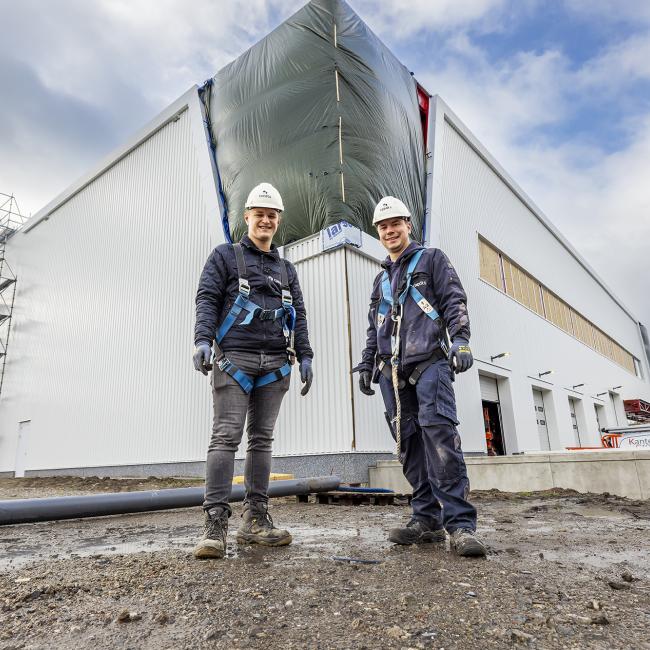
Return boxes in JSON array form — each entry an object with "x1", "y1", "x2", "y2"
[
  {"x1": 568, "y1": 398, "x2": 581, "y2": 446},
  {"x1": 479, "y1": 375, "x2": 499, "y2": 403},
  {"x1": 533, "y1": 389, "x2": 550, "y2": 451}
]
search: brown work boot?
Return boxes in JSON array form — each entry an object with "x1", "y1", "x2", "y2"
[
  {"x1": 449, "y1": 528, "x2": 487, "y2": 557},
  {"x1": 193, "y1": 507, "x2": 228, "y2": 559},
  {"x1": 236, "y1": 502, "x2": 292, "y2": 547}
]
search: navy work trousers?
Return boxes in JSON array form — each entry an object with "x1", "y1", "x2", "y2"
[{"x1": 378, "y1": 359, "x2": 477, "y2": 533}]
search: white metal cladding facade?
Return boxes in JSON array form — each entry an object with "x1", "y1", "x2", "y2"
[
  {"x1": 0, "y1": 101, "x2": 224, "y2": 472},
  {"x1": 347, "y1": 249, "x2": 394, "y2": 452},
  {"x1": 431, "y1": 100, "x2": 650, "y2": 453}
]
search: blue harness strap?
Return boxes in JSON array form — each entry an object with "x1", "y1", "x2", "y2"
[
  {"x1": 376, "y1": 248, "x2": 440, "y2": 327},
  {"x1": 254, "y1": 362, "x2": 292, "y2": 388},
  {"x1": 214, "y1": 243, "x2": 296, "y2": 393}
]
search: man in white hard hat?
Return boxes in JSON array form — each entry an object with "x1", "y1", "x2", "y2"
[
  {"x1": 353, "y1": 196, "x2": 485, "y2": 557},
  {"x1": 192, "y1": 182, "x2": 314, "y2": 559}
]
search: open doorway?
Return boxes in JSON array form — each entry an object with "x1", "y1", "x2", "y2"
[
  {"x1": 479, "y1": 374, "x2": 505, "y2": 455},
  {"x1": 483, "y1": 401, "x2": 505, "y2": 455}
]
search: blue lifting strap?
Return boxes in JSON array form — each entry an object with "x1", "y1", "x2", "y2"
[
  {"x1": 214, "y1": 243, "x2": 296, "y2": 393},
  {"x1": 376, "y1": 249, "x2": 439, "y2": 327}
]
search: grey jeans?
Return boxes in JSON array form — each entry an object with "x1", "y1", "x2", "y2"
[{"x1": 203, "y1": 350, "x2": 291, "y2": 515}]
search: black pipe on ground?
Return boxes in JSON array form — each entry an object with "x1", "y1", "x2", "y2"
[{"x1": 0, "y1": 476, "x2": 340, "y2": 526}]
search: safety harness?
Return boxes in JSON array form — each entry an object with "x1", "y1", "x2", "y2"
[
  {"x1": 376, "y1": 248, "x2": 443, "y2": 461},
  {"x1": 213, "y1": 243, "x2": 296, "y2": 393}
]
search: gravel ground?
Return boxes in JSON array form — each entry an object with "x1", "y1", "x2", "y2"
[{"x1": 0, "y1": 478, "x2": 649, "y2": 649}]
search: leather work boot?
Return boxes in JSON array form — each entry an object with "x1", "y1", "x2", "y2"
[
  {"x1": 193, "y1": 507, "x2": 228, "y2": 559},
  {"x1": 388, "y1": 517, "x2": 446, "y2": 545},
  {"x1": 236, "y1": 503, "x2": 292, "y2": 547},
  {"x1": 449, "y1": 528, "x2": 487, "y2": 557}
]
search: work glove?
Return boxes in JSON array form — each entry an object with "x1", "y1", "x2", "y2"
[
  {"x1": 193, "y1": 342, "x2": 213, "y2": 375},
  {"x1": 358, "y1": 370, "x2": 375, "y2": 396},
  {"x1": 448, "y1": 338, "x2": 473, "y2": 373},
  {"x1": 299, "y1": 358, "x2": 313, "y2": 396}
]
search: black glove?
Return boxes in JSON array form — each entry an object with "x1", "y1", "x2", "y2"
[
  {"x1": 193, "y1": 342, "x2": 212, "y2": 375},
  {"x1": 358, "y1": 370, "x2": 375, "y2": 396},
  {"x1": 299, "y1": 358, "x2": 313, "y2": 396},
  {"x1": 448, "y1": 338, "x2": 473, "y2": 373}
]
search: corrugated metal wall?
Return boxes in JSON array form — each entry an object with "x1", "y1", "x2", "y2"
[
  {"x1": 0, "y1": 108, "x2": 220, "y2": 471},
  {"x1": 347, "y1": 250, "x2": 393, "y2": 452},
  {"x1": 265, "y1": 242, "x2": 353, "y2": 456},
  {"x1": 436, "y1": 117, "x2": 650, "y2": 452}
]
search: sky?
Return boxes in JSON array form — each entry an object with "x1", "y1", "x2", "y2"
[{"x1": 1, "y1": 0, "x2": 649, "y2": 327}]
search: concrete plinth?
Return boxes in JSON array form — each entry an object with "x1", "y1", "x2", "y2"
[{"x1": 369, "y1": 450, "x2": 650, "y2": 500}]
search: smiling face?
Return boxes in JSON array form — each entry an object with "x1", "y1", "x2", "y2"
[
  {"x1": 244, "y1": 207, "x2": 281, "y2": 250},
  {"x1": 376, "y1": 217, "x2": 412, "y2": 259}
]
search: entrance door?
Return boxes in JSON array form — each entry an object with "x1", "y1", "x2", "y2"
[
  {"x1": 533, "y1": 389, "x2": 550, "y2": 451},
  {"x1": 14, "y1": 420, "x2": 30, "y2": 478},
  {"x1": 479, "y1": 375, "x2": 505, "y2": 455},
  {"x1": 568, "y1": 398, "x2": 581, "y2": 447}
]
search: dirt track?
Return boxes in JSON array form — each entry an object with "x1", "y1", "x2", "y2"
[{"x1": 0, "y1": 478, "x2": 649, "y2": 649}]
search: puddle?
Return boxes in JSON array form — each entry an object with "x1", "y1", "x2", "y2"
[
  {"x1": 0, "y1": 521, "x2": 389, "y2": 571},
  {"x1": 543, "y1": 548, "x2": 650, "y2": 571}
]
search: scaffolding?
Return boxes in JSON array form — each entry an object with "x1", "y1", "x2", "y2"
[{"x1": 0, "y1": 193, "x2": 26, "y2": 397}]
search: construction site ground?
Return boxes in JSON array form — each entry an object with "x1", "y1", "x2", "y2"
[{"x1": 0, "y1": 477, "x2": 648, "y2": 649}]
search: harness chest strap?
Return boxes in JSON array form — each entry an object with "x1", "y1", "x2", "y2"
[{"x1": 376, "y1": 249, "x2": 440, "y2": 328}]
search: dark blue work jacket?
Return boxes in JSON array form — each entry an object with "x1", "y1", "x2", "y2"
[
  {"x1": 194, "y1": 236, "x2": 313, "y2": 361},
  {"x1": 357, "y1": 242, "x2": 470, "y2": 372}
]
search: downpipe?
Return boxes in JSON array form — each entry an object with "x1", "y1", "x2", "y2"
[{"x1": 0, "y1": 476, "x2": 340, "y2": 526}]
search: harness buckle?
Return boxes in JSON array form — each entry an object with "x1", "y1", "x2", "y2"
[
  {"x1": 238, "y1": 278, "x2": 250, "y2": 296},
  {"x1": 217, "y1": 357, "x2": 231, "y2": 372},
  {"x1": 258, "y1": 309, "x2": 278, "y2": 321},
  {"x1": 390, "y1": 303, "x2": 402, "y2": 322},
  {"x1": 281, "y1": 289, "x2": 293, "y2": 306}
]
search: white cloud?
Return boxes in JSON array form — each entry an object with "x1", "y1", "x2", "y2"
[
  {"x1": 565, "y1": 0, "x2": 650, "y2": 26},
  {"x1": 353, "y1": 0, "x2": 510, "y2": 37},
  {"x1": 579, "y1": 33, "x2": 650, "y2": 87}
]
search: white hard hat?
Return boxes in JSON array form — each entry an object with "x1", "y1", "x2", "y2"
[
  {"x1": 245, "y1": 182, "x2": 284, "y2": 212},
  {"x1": 372, "y1": 196, "x2": 411, "y2": 225}
]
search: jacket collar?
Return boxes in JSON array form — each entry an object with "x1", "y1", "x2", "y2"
[
  {"x1": 240, "y1": 235, "x2": 280, "y2": 260},
  {"x1": 381, "y1": 241, "x2": 423, "y2": 271}
]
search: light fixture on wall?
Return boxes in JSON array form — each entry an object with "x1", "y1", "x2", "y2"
[
  {"x1": 596, "y1": 391, "x2": 608, "y2": 397},
  {"x1": 572, "y1": 383, "x2": 585, "y2": 390},
  {"x1": 538, "y1": 370, "x2": 554, "y2": 378},
  {"x1": 490, "y1": 352, "x2": 511, "y2": 362},
  {"x1": 611, "y1": 385, "x2": 623, "y2": 391}
]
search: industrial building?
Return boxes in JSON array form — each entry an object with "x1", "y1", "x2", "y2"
[{"x1": 1, "y1": 0, "x2": 649, "y2": 480}]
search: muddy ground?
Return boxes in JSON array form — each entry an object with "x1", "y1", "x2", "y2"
[{"x1": 0, "y1": 478, "x2": 648, "y2": 649}]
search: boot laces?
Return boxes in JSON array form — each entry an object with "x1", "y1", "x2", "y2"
[
  {"x1": 206, "y1": 512, "x2": 226, "y2": 540},
  {"x1": 256, "y1": 510, "x2": 274, "y2": 531}
]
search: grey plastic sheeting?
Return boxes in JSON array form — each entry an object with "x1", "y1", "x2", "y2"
[{"x1": 207, "y1": 0, "x2": 426, "y2": 245}]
